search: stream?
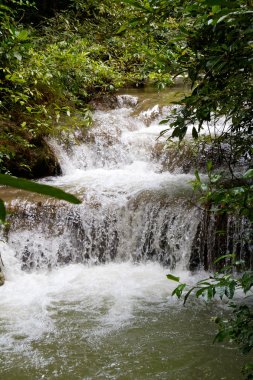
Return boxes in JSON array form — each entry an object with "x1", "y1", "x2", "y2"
[{"x1": 0, "y1": 86, "x2": 246, "y2": 379}]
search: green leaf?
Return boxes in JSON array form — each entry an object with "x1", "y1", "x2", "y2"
[
  {"x1": 241, "y1": 272, "x2": 253, "y2": 293},
  {"x1": 120, "y1": 0, "x2": 150, "y2": 12},
  {"x1": 16, "y1": 30, "x2": 29, "y2": 41},
  {"x1": 204, "y1": 0, "x2": 225, "y2": 5},
  {"x1": 214, "y1": 329, "x2": 228, "y2": 343},
  {"x1": 192, "y1": 126, "x2": 198, "y2": 139},
  {"x1": 207, "y1": 160, "x2": 213, "y2": 172},
  {"x1": 212, "y1": 5, "x2": 221, "y2": 14},
  {"x1": 194, "y1": 169, "x2": 201, "y2": 183},
  {"x1": 159, "y1": 119, "x2": 170, "y2": 125},
  {"x1": 214, "y1": 254, "x2": 236, "y2": 264},
  {"x1": 166, "y1": 274, "x2": 180, "y2": 282},
  {"x1": 243, "y1": 169, "x2": 253, "y2": 179},
  {"x1": 0, "y1": 174, "x2": 81, "y2": 204},
  {"x1": 196, "y1": 287, "x2": 208, "y2": 298},
  {"x1": 208, "y1": 286, "x2": 216, "y2": 299},
  {"x1": 0, "y1": 199, "x2": 6, "y2": 223},
  {"x1": 183, "y1": 287, "x2": 195, "y2": 305},
  {"x1": 116, "y1": 24, "x2": 128, "y2": 34},
  {"x1": 172, "y1": 283, "x2": 186, "y2": 298}
]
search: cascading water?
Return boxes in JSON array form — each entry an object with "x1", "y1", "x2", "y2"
[
  {"x1": 0, "y1": 88, "x2": 246, "y2": 379},
  {"x1": 5, "y1": 93, "x2": 201, "y2": 270}
]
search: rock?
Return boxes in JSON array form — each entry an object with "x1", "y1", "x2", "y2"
[
  {"x1": 0, "y1": 271, "x2": 5, "y2": 286},
  {"x1": 5, "y1": 138, "x2": 61, "y2": 179},
  {"x1": 89, "y1": 94, "x2": 118, "y2": 111},
  {"x1": 1, "y1": 118, "x2": 61, "y2": 179}
]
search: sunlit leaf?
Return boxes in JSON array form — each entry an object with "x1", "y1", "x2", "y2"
[
  {"x1": 0, "y1": 174, "x2": 81, "y2": 204},
  {"x1": 166, "y1": 274, "x2": 180, "y2": 282}
]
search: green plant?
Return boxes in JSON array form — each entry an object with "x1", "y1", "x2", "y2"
[
  {"x1": 0, "y1": 174, "x2": 81, "y2": 224},
  {"x1": 167, "y1": 256, "x2": 253, "y2": 379},
  {"x1": 190, "y1": 163, "x2": 253, "y2": 221}
]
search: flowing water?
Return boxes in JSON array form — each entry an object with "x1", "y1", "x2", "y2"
[{"x1": 0, "y1": 86, "x2": 246, "y2": 379}]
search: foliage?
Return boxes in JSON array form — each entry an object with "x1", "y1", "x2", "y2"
[
  {"x1": 0, "y1": 173, "x2": 81, "y2": 223},
  {"x1": 0, "y1": 0, "x2": 179, "y2": 176},
  {"x1": 168, "y1": 256, "x2": 253, "y2": 379},
  {"x1": 191, "y1": 163, "x2": 253, "y2": 221},
  {"x1": 158, "y1": 0, "x2": 253, "y2": 148},
  {"x1": 175, "y1": 160, "x2": 253, "y2": 377},
  {"x1": 127, "y1": 0, "x2": 253, "y2": 173}
]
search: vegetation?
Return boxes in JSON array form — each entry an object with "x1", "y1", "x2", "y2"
[{"x1": 0, "y1": 0, "x2": 176, "y2": 177}]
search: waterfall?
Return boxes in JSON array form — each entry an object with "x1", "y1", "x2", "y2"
[
  {"x1": 1, "y1": 91, "x2": 249, "y2": 273},
  {"x1": 0, "y1": 90, "x2": 248, "y2": 380},
  {"x1": 2, "y1": 93, "x2": 203, "y2": 272}
]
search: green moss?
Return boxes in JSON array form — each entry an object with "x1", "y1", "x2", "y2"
[{"x1": 0, "y1": 271, "x2": 5, "y2": 286}]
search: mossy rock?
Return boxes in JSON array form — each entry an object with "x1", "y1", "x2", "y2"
[
  {"x1": 1, "y1": 118, "x2": 61, "y2": 179},
  {"x1": 89, "y1": 94, "x2": 118, "y2": 111},
  {"x1": 4, "y1": 139, "x2": 61, "y2": 179},
  {"x1": 0, "y1": 271, "x2": 5, "y2": 286}
]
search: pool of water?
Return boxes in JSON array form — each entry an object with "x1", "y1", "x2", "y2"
[{"x1": 0, "y1": 255, "x2": 245, "y2": 380}]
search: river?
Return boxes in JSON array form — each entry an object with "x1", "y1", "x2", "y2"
[{"x1": 0, "y1": 86, "x2": 245, "y2": 379}]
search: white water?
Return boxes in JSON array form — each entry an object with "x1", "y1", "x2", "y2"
[
  {"x1": 0, "y1": 92, "x2": 199, "y2": 340},
  {"x1": 0, "y1": 91, "x2": 244, "y2": 379},
  {"x1": 0, "y1": 240, "x2": 198, "y2": 348},
  {"x1": 5, "y1": 94, "x2": 201, "y2": 270},
  {"x1": 0, "y1": 239, "x2": 243, "y2": 380}
]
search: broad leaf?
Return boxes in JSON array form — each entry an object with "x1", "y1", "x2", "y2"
[
  {"x1": 0, "y1": 200, "x2": 6, "y2": 223},
  {"x1": 243, "y1": 169, "x2": 253, "y2": 179},
  {"x1": 0, "y1": 174, "x2": 81, "y2": 204},
  {"x1": 166, "y1": 274, "x2": 180, "y2": 282},
  {"x1": 192, "y1": 126, "x2": 198, "y2": 139}
]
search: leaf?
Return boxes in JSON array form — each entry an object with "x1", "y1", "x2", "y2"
[
  {"x1": 194, "y1": 169, "x2": 201, "y2": 183},
  {"x1": 214, "y1": 329, "x2": 228, "y2": 343},
  {"x1": 214, "y1": 254, "x2": 236, "y2": 264},
  {"x1": 228, "y1": 282, "x2": 235, "y2": 299},
  {"x1": 241, "y1": 272, "x2": 253, "y2": 293},
  {"x1": 207, "y1": 160, "x2": 213, "y2": 172},
  {"x1": 0, "y1": 199, "x2": 6, "y2": 223},
  {"x1": 159, "y1": 119, "x2": 170, "y2": 125},
  {"x1": 120, "y1": 0, "x2": 150, "y2": 12},
  {"x1": 212, "y1": 5, "x2": 221, "y2": 14},
  {"x1": 243, "y1": 169, "x2": 253, "y2": 179},
  {"x1": 207, "y1": 286, "x2": 213, "y2": 299},
  {"x1": 192, "y1": 126, "x2": 198, "y2": 139},
  {"x1": 166, "y1": 274, "x2": 180, "y2": 282},
  {"x1": 13, "y1": 52, "x2": 22, "y2": 61},
  {"x1": 196, "y1": 287, "x2": 208, "y2": 298},
  {"x1": 210, "y1": 174, "x2": 221, "y2": 183},
  {"x1": 172, "y1": 283, "x2": 186, "y2": 298},
  {"x1": 183, "y1": 287, "x2": 195, "y2": 305},
  {"x1": 116, "y1": 24, "x2": 127, "y2": 34},
  {"x1": 16, "y1": 30, "x2": 29, "y2": 41},
  {"x1": 204, "y1": 0, "x2": 225, "y2": 5},
  {"x1": 0, "y1": 174, "x2": 81, "y2": 204}
]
